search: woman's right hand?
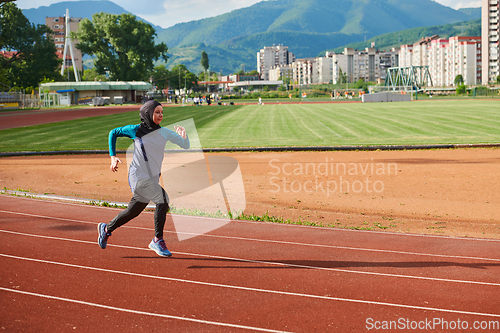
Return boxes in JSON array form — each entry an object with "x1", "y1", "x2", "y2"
[{"x1": 110, "y1": 156, "x2": 123, "y2": 172}]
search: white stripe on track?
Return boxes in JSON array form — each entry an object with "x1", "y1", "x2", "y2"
[
  {"x1": 0, "y1": 286, "x2": 291, "y2": 333},
  {"x1": 1, "y1": 209, "x2": 500, "y2": 263},
  {"x1": 3, "y1": 196, "x2": 500, "y2": 243},
  {"x1": 1, "y1": 229, "x2": 500, "y2": 287},
  {"x1": 1, "y1": 254, "x2": 500, "y2": 319}
]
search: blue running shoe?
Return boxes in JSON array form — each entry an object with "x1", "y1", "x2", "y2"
[
  {"x1": 98, "y1": 223, "x2": 111, "y2": 249},
  {"x1": 149, "y1": 239, "x2": 172, "y2": 257}
]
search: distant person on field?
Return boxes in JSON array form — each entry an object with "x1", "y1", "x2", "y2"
[{"x1": 98, "y1": 100, "x2": 190, "y2": 257}]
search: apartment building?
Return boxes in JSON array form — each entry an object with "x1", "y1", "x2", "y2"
[
  {"x1": 399, "y1": 35, "x2": 482, "y2": 86},
  {"x1": 399, "y1": 44, "x2": 413, "y2": 68},
  {"x1": 331, "y1": 48, "x2": 397, "y2": 84},
  {"x1": 292, "y1": 58, "x2": 315, "y2": 85},
  {"x1": 315, "y1": 53, "x2": 334, "y2": 84},
  {"x1": 46, "y1": 14, "x2": 83, "y2": 72},
  {"x1": 447, "y1": 36, "x2": 482, "y2": 85},
  {"x1": 427, "y1": 38, "x2": 449, "y2": 86},
  {"x1": 399, "y1": 35, "x2": 439, "y2": 68},
  {"x1": 257, "y1": 45, "x2": 295, "y2": 81},
  {"x1": 268, "y1": 64, "x2": 293, "y2": 82},
  {"x1": 482, "y1": 0, "x2": 500, "y2": 84}
]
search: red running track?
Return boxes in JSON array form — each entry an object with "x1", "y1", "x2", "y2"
[
  {"x1": 1, "y1": 195, "x2": 500, "y2": 332},
  {"x1": 0, "y1": 105, "x2": 140, "y2": 130}
]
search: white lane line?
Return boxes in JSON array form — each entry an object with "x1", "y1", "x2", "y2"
[
  {"x1": 3, "y1": 196, "x2": 500, "y2": 243},
  {"x1": 0, "y1": 286, "x2": 291, "y2": 333},
  {"x1": 1, "y1": 209, "x2": 500, "y2": 263},
  {"x1": 2, "y1": 254, "x2": 500, "y2": 319},
  {"x1": 1, "y1": 229, "x2": 500, "y2": 287}
]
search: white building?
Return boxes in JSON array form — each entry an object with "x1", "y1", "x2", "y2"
[
  {"x1": 331, "y1": 48, "x2": 398, "y2": 84},
  {"x1": 268, "y1": 64, "x2": 293, "y2": 82},
  {"x1": 427, "y1": 38, "x2": 449, "y2": 86},
  {"x1": 446, "y1": 36, "x2": 482, "y2": 86},
  {"x1": 399, "y1": 35, "x2": 439, "y2": 69},
  {"x1": 292, "y1": 58, "x2": 315, "y2": 85},
  {"x1": 482, "y1": 0, "x2": 500, "y2": 84},
  {"x1": 399, "y1": 44, "x2": 413, "y2": 68},
  {"x1": 315, "y1": 53, "x2": 334, "y2": 84},
  {"x1": 257, "y1": 45, "x2": 295, "y2": 81},
  {"x1": 399, "y1": 35, "x2": 482, "y2": 87}
]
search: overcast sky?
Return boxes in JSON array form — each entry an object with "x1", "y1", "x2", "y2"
[{"x1": 16, "y1": 0, "x2": 483, "y2": 29}]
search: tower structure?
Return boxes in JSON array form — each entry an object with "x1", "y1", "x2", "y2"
[
  {"x1": 46, "y1": 9, "x2": 82, "y2": 81},
  {"x1": 60, "y1": 9, "x2": 80, "y2": 81}
]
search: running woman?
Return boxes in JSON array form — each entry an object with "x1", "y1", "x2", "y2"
[{"x1": 98, "y1": 100, "x2": 190, "y2": 256}]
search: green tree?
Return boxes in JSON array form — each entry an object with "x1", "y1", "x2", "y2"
[
  {"x1": 200, "y1": 51, "x2": 209, "y2": 71},
  {"x1": 72, "y1": 12, "x2": 168, "y2": 81},
  {"x1": 82, "y1": 67, "x2": 107, "y2": 82},
  {"x1": 338, "y1": 68, "x2": 347, "y2": 84},
  {"x1": 169, "y1": 64, "x2": 197, "y2": 91},
  {"x1": 62, "y1": 66, "x2": 84, "y2": 82},
  {"x1": 454, "y1": 74, "x2": 464, "y2": 86},
  {"x1": 198, "y1": 70, "x2": 208, "y2": 81},
  {"x1": 151, "y1": 65, "x2": 170, "y2": 91},
  {"x1": 497, "y1": 75, "x2": 500, "y2": 84},
  {"x1": 0, "y1": 2, "x2": 62, "y2": 91}
]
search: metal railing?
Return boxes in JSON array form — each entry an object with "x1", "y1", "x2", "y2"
[{"x1": 0, "y1": 91, "x2": 40, "y2": 109}]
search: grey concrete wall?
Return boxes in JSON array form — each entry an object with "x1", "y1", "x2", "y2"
[{"x1": 362, "y1": 92, "x2": 411, "y2": 103}]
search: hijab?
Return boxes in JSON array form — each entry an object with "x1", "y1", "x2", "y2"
[{"x1": 136, "y1": 100, "x2": 161, "y2": 138}]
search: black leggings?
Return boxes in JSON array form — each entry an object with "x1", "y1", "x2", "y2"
[{"x1": 107, "y1": 181, "x2": 170, "y2": 239}]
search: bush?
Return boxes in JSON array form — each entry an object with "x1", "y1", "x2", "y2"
[{"x1": 456, "y1": 84, "x2": 467, "y2": 95}]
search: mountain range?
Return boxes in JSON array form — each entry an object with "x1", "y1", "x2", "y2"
[
  {"x1": 22, "y1": 0, "x2": 481, "y2": 75},
  {"x1": 22, "y1": 1, "x2": 163, "y2": 33}
]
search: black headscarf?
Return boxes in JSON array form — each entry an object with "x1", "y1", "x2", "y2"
[{"x1": 136, "y1": 100, "x2": 162, "y2": 138}]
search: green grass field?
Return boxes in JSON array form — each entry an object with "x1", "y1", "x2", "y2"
[{"x1": 1, "y1": 100, "x2": 499, "y2": 152}]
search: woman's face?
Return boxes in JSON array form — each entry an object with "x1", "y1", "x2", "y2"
[{"x1": 152, "y1": 105, "x2": 163, "y2": 125}]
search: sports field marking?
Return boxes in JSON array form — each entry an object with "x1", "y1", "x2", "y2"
[
  {"x1": 2, "y1": 254, "x2": 500, "y2": 318},
  {"x1": 1, "y1": 229, "x2": 499, "y2": 287},
  {"x1": 1, "y1": 208, "x2": 500, "y2": 262},
  {"x1": 3, "y1": 195, "x2": 500, "y2": 243},
  {"x1": 2, "y1": 100, "x2": 500, "y2": 151},
  {"x1": 3, "y1": 194, "x2": 500, "y2": 244},
  {"x1": 0, "y1": 286, "x2": 290, "y2": 333},
  {"x1": 314, "y1": 120, "x2": 342, "y2": 137}
]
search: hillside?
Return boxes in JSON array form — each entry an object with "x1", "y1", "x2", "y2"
[
  {"x1": 157, "y1": 0, "x2": 472, "y2": 50},
  {"x1": 321, "y1": 18, "x2": 481, "y2": 55},
  {"x1": 166, "y1": 16, "x2": 481, "y2": 75},
  {"x1": 22, "y1": 0, "x2": 163, "y2": 32},
  {"x1": 21, "y1": 0, "x2": 482, "y2": 74},
  {"x1": 159, "y1": 0, "x2": 479, "y2": 73}
]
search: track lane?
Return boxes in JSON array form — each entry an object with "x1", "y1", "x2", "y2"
[{"x1": 1, "y1": 196, "x2": 500, "y2": 331}]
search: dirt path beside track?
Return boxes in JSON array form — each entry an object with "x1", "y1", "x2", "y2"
[{"x1": 1, "y1": 148, "x2": 499, "y2": 239}]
